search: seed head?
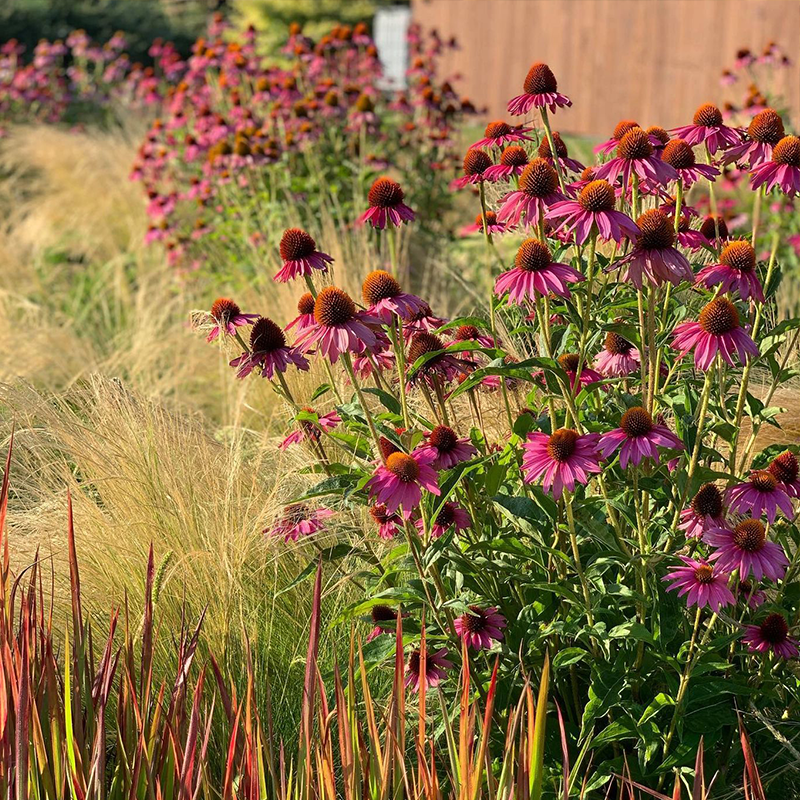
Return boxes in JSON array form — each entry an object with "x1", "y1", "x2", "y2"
[
  {"x1": 769, "y1": 451, "x2": 799, "y2": 484},
  {"x1": 691, "y1": 483, "x2": 724, "y2": 517},
  {"x1": 280, "y1": 228, "x2": 317, "y2": 261},
  {"x1": 720, "y1": 240, "x2": 756, "y2": 273},
  {"x1": 368, "y1": 177, "x2": 405, "y2": 208},
  {"x1": 617, "y1": 127, "x2": 653, "y2": 160},
  {"x1": 519, "y1": 158, "x2": 559, "y2": 197},
  {"x1": 620, "y1": 406, "x2": 654, "y2": 437},
  {"x1": 314, "y1": 287, "x2": 356, "y2": 327},
  {"x1": 546, "y1": 428, "x2": 579, "y2": 462},
  {"x1": 515, "y1": 239, "x2": 552, "y2": 272},
  {"x1": 462, "y1": 148, "x2": 492, "y2": 176},
  {"x1": 428, "y1": 425, "x2": 458, "y2": 452},
  {"x1": 698, "y1": 298, "x2": 740, "y2": 336},
  {"x1": 636, "y1": 209, "x2": 674, "y2": 250},
  {"x1": 386, "y1": 452, "x2": 420, "y2": 482},
  {"x1": 362, "y1": 270, "x2": 402, "y2": 305},
  {"x1": 660, "y1": 139, "x2": 696, "y2": 169},
  {"x1": 250, "y1": 317, "x2": 286, "y2": 352},
  {"x1": 732, "y1": 519, "x2": 766, "y2": 552},
  {"x1": 210, "y1": 297, "x2": 240, "y2": 322},
  {"x1": 579, "y1": 179, "x2": 616, "y2": 212},
  {"x1": 693, "y1": 102, "x2": 723, "y2": 127},
  {"x1": 747, "y1": 108, "x2": 784, "y2": 144},
  {"x1": 604, "y1": 331, "x2": 633, "y2": 355},
  {"x1": 772, "y1": 135, "x2": 800, "y2": 166},
  {"x1": 500, "y1": 145, "x2": 529, "y2": 167},
  {"x1": 538, "y1": 131, "x2": 568, "y2": 159},
  {"x1": 523, "y1": 62, "x2": 557, "y2": 95}
]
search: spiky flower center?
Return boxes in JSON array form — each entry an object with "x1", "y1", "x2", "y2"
[
  {"x1": 519, "y1": 158, "x2": 558, "y2": 197},
  {"x1": 646, "y1": 125, "x2": 670, "y2": 145},
  {"x1": 698, "y1": 297, "x2": 739, "y2": 335},
  {"x1": 455, "y1": 324, "x2": 480, "y2": 341},
  {"x1": 579, "y1": 179, "x2": 616, "y2": 212},
  {"x1": 297, "y1": 292, "x2": 315, "y2": 315},
  {"x1": 580, "y1": 166, "x2": 597, "y2": 182},
  {"x1": 720, "y1": 241, "x2": 756, "y2": 273},
  {"x1": 546, "y1": 428, "x2": 579, "y2": 462},
  {"x1": 280, "y1": 228, "x2": 316, "y2": 261},
  {"x1": 691, "y1": 483, "x2": 723, "y2": 517},
  {"x1": 284, "y1": 504, "x2": 310, "y2": 524},
  {"x1": 636, "y1": 209, "x2": 674, "y2": 250},
  {"x1": 500, "y1": 145, "x2": 529, "y2": 167},
  {"x1": 314, "y1": 287, "x2": 356, "y2": 326},
  {"x1": 617, "y1": 128, "x2": 653, "y2": 160},
  {"x1": 538, "y1": 131, "x2": 568, "y2": 159},
  {"x1": 693, "y1": 103, "x2": 723, "y2": 127},
  {"x1": 250, "y1": 317, "x2": 286, "y2": 352},
  {"x1": 661, "y1": 139, "x2": 696, "y2": 169},
  {"x1": 462, "y1": 148, "x2": 492, "y2": 176},
  {"x1": 557, "y1": 353, "x2": 581, "y2": 373},
  {"x1": 461, "y1": 606, "x2": 490, "y2": 633},
  {"x1": 210, "y1": 297, "x2": 240, "y2": 322},
  {"x1": 429, "y1": 425, "x2": 458, "y2": 452},
  {"x1": 355, "y1": 93, "x2": 374, "y2": 112},
  {"x1": 613, "y1": 119, "x2": 640, "y2": 141},
  {"x1": 370, "y1": 604, "x2": 397, "y2": 623},
  {"x1": 748, "y1": 108, "x2": 784, "y2": 144},
  {"x1": 368, "y1": 176, "x2": 405, "y2": 208},
  {"x1": 523, "y1": 62, "x2": 557, "y2": 94},
  {"x1": 379, "y1": 438, "x2": 400, "y2": 462},
  {"x1": 694, "y1": 564, "x2": 715, "y2": 584},
  {"x1": 323, "y1": 89, "x2": 339, "y2": 107},
  {"x1": 699, "y1": 215, "x2": 728, "y2": 240},
  {"x1": 515, "y1": 239, "x2": 552, "y2": 272},
  {"x1": 749, "y1": 469, "x2": 778, "y2": 493},
  {"x1": 760, "y1": 613, "x2": 790, "y2": 644},
  {"x1": 386, "y1": 452, "x2": 420, "y2": 482},
  {"x1": 769, "y1": 451, "x2": 799, "y2": 484},
  {"x1": 484, "y1": 120, "x2": 512, "y2": 138},
  {"x1": 604, "y1": 331, "x2": 633, "y2": 355},
  {"x1": 370, "y1": 503, "x2": 393, "y2": 523},
  {"x1": 620, "y1": 407, "x2": 654, "y2": 438},
  {"x1": 362, "y1": 270, "x2": 402, "y2": 306},
  {"x1": 436, "y1": 502, "x2": 456, "y2": 527},
  {"x1": 733, "y1": 519, "x2": 766, "y2": 552},
  {"x1": 772, "y1": 135, "x2": 800, "y2": 166},
  {"x1": 407, "y1": 332, "x2": 445, "y2": 363}
]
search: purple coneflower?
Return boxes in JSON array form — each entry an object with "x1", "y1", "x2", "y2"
[
  {"x1": 483, "y1": 145, "x2": 529, "y2": 183},
  {"x1": 679, "y1": 483, "x2": 726, "y2": 539},
  {"x1": 769, "y1": 451, "x2": 800, "y2": 498},
  {"x1": 617, "y1": 209, "x2": 693, "y2": 289},
  {"x1": 670, "y1": 103, "x2": 741, "y2": 154},
  {"x1": 417, "y1": 425, "x2": 477, "y2": 470},
  {"x1": 537, "y1": 131, "x2": 584, "y2": 173},
  {"x1": 662, "y1": 556, "x2": 735, "y2": 611},
  {"x1": 366, "y1": 605, "x2": 401, "y2": 643},
  {"x1": 451, "y1": 148, "x2": 494, "y2": 190},
  {"x1": 750, "y1": 135, "x2": 800, "y2": 197},
  {"x1": 362, "y1": 269, "x2": 428, "y2": 323},
  {"x1": 594, "y1": 332, "x2": 641, "y2": 377},
  {"x1": 659, "y1": 139, "x2": 719, "y2": 188},
  {"x1": 737, "y1": 579, "x2": 766, "y2": 609},
  {"x1": 557, "y1": 353, "x2": 604, "y2": 391},
  {"x1": 294, "y1": 287, "x2": 382, "y2": 364},
  {"x1": 594, "y1": 119, "x2": 641, "y2": 155},
  {"x1": 369, "y1": 503, "x2": 403, "y2": 540},
  {"x1": 470, "y1": 119, "x2": 533, "y2": 149},
  {"x1": 671, "y1": 297, "x2": 758, "y2": 370},
  {"x1": 695, "y1": 240, "x2": 763, "y2": 302},
  {"x1": 721, "y1": 108, "x2": 784, "y2": 168},
  {"x1": 417, "y1": 501, "x2": 472, "y2": 538},
  {"x1": 451, "y1": 324, "x2": 496, "y2": 352},
  {"x1": 366, "y1": 449, "x2": 440, "y2": 519},
  {"x1": 546, "y1": 179, "x2": 639, "y2": 245},
  {"x1": 598, "y1": 406, "x2": 684, "y2": 468},
  {"x1": 495, "y1": 238, "x2": 583, "y2": 303},
  {"x1": 269, "y1": 505, "x2": 334, "y2": 542},
  {"x1": 694, "y1": 215, "x2": 730, "y2": 250},
  {"x1": 496, "y1": 158, "x2": 564, "y2": 229},
  {"x1": 279, "y1": 407, "x2": 341, "y2": 450},
  {"x1": 460, "y1": 210, "x2": 510, "y2": 236},
  {"x1": 454, "y1": 606, "x2": 507, "y2": 650},
  {"x1": 406, "y1": 332, "x2": 467, "y2": 386},
  {"x1": 405, "y1": 648, "x2": 452, "y2": 692},
  {"x1": 705, "y1": 518, "x2": 788, "y2": 581},
  {"x1": 206, "y1": 297, "x2": 258, "y2": 342},
  {"x1": 357, "y1": 176, "x2": 415, "y2": 229},
  {"x1": 286, "y1": 292, "x2": 317, "y2": 332},
  {"x1": 229, "y1": 317, "x2": 309, "y2": 379},
  {"x1": 507, "y1": 62, "x2": 571, "y2": 116},
  {"x1": 726, "y1": 470, "x2": 794, "y2": 524},
  {"x1": 521, "y1": 428, "x2": 603, "y2": 498},
  {"x1": 274, "y1": 228, "x2": 333, "y2": 282},
  {"x1": 743, "y1": 613, "x2": 799, "y2": 659},
  {"x1": 594, "y1": 127, "x2": 678, "y2": 187}
]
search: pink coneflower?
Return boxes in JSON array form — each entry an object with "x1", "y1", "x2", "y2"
[
  {"x1": 229, "y1": 317, "x2": 309, "y2": 379},
  {"x1": 750, "y1": 135, "x2": 800, "y2": 197},
  {"x1": 537, "y1": 131, "x2": 584, "y2": 174},
  {"x1": 483, "y1": 145, "x2": 529, "y2": 182},
  {"x1": 495, "y1": 239, "x2": 584, "y2": 303},
  {"x1": 454, "y1": 606, "x2": 507, "y2": 650},
  {"x1": 671, "y1": 297, "x2": 759, "y2": 370},
  {"x1": 670, "y1": 103, "x2": 741, "y2": 154},
  {"x1": 695, "y1": 215, "x2": 730, "y2": 250},
  {"x1": 769, "y1": 451, "x2": 800, "y2": 498},
  {"x1": 279, "y1": 407, "x2": 341, "y2": 450},
  {"x1": 743, "y1": 613, "x2": 799, "y2": 659},
  {"x1": 659, "y1": 139, "x2": 720, "y2": 188},
  {"x1": 460, "y1": 210, "x2": 510, "y2": 236},
  {"x1": 470, "y1": 119, "x2": 533, "y2": 149},
  {"x1": 405, "y1": 648, "x2": 452, "y2": 692},
  {"x1": 695, "y1": 240, "x2": 764, "y2": 302},
  {"x1": 507, "y1": 62, "x2": 571, "y2": 116},
  {"x1": 722, "y1": 108, "x2": 784, "y2": 168},
  {"x1": 521, "y1": 428, "x2": 603, "y2": 498},
  {"x1": 417, "y1": 501, "x2": 472, "y2": 538},
  {"x1": 357, "y1": 176, "x2": 415, "y2": 229},
  {"x1": 362, "y1": 270, "x2": 428, "y2": 323},
  {"x1": 274, "y1": 228, "x2": 333, "y2": 282},
  {"x1": 451, "y1": 148, "x2": 494, "y2": 189},
  {"x1": 294, "y1": 287, "x2": 382, "y2": 364},
  {"x1": 594, "y1": 119, "x2": 641, "y2": 155},
  {"x1": 646, "y1": 126, "x2": 671, "y2": 151},
  {"x1": 352, "y1": 349, "x2": 395, "y2": 380},
  {"x1": 451, "y1": 324, "x2": 496, "y2": 353},
  {"x1": 546, "y1": 179, "x2": 640, "y2": 245},
  {"x1": 705, "y1": 518, "x2": 788, "y2": 581},
  {"x1": 496, "y1": 158, "x2": 564, "y2": 229},
  {"x1": 418, "y1": 425, "x2": 477, "y2": 470},
  {"x1": 617, "y1": 209, "x2": 693, "y2": 289},
  {"x1": 286, "y1": 292, "x2": 317, "y2": 332},
  {"x1": 737, "y1": 579, "x2": 766, "y2": 609},
  {"x1": 406, "y1": 332, "x2": 468, "y2": 386},
  {"x1": 598, "y1": 406, "x2": 684, "y2": 468},
  {"x1": 662, "y1": 556, "x2": 735, "y2": 611},
  {"x1": 557, "y1": 353, "x2": 604, "y2": 391},
  {"x1": 594, "y1": 127, "x2": 678, "y2": 187},
  {"x1": 365, "y1": 605, "x2": 401, "y2": 642},
  {"x1": 678, "y1": 483, "x2": 726, "y2": 539},
  {"x1": 366, "y1": 450, "x2": 440, "y2": 519},
  {"x1": 594, "y1": 332, "x2": 641, "y2": 377},
  {"x1": 726, "y1": 470, "x2": 794, "y2": 524},
  {"x1": 206, "y1": 297, "x2": 258, "y2": 342},
  {"x1": 268, "y1": 504, "x2": 334, "y2": 542},
  {"x1": 369, "y1": 503, "x2": 403, "y2": 540}
]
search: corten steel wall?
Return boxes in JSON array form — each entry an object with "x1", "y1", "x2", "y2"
[{"x1": 410, "y1": 0, "x2": 800, "y2": 137}]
